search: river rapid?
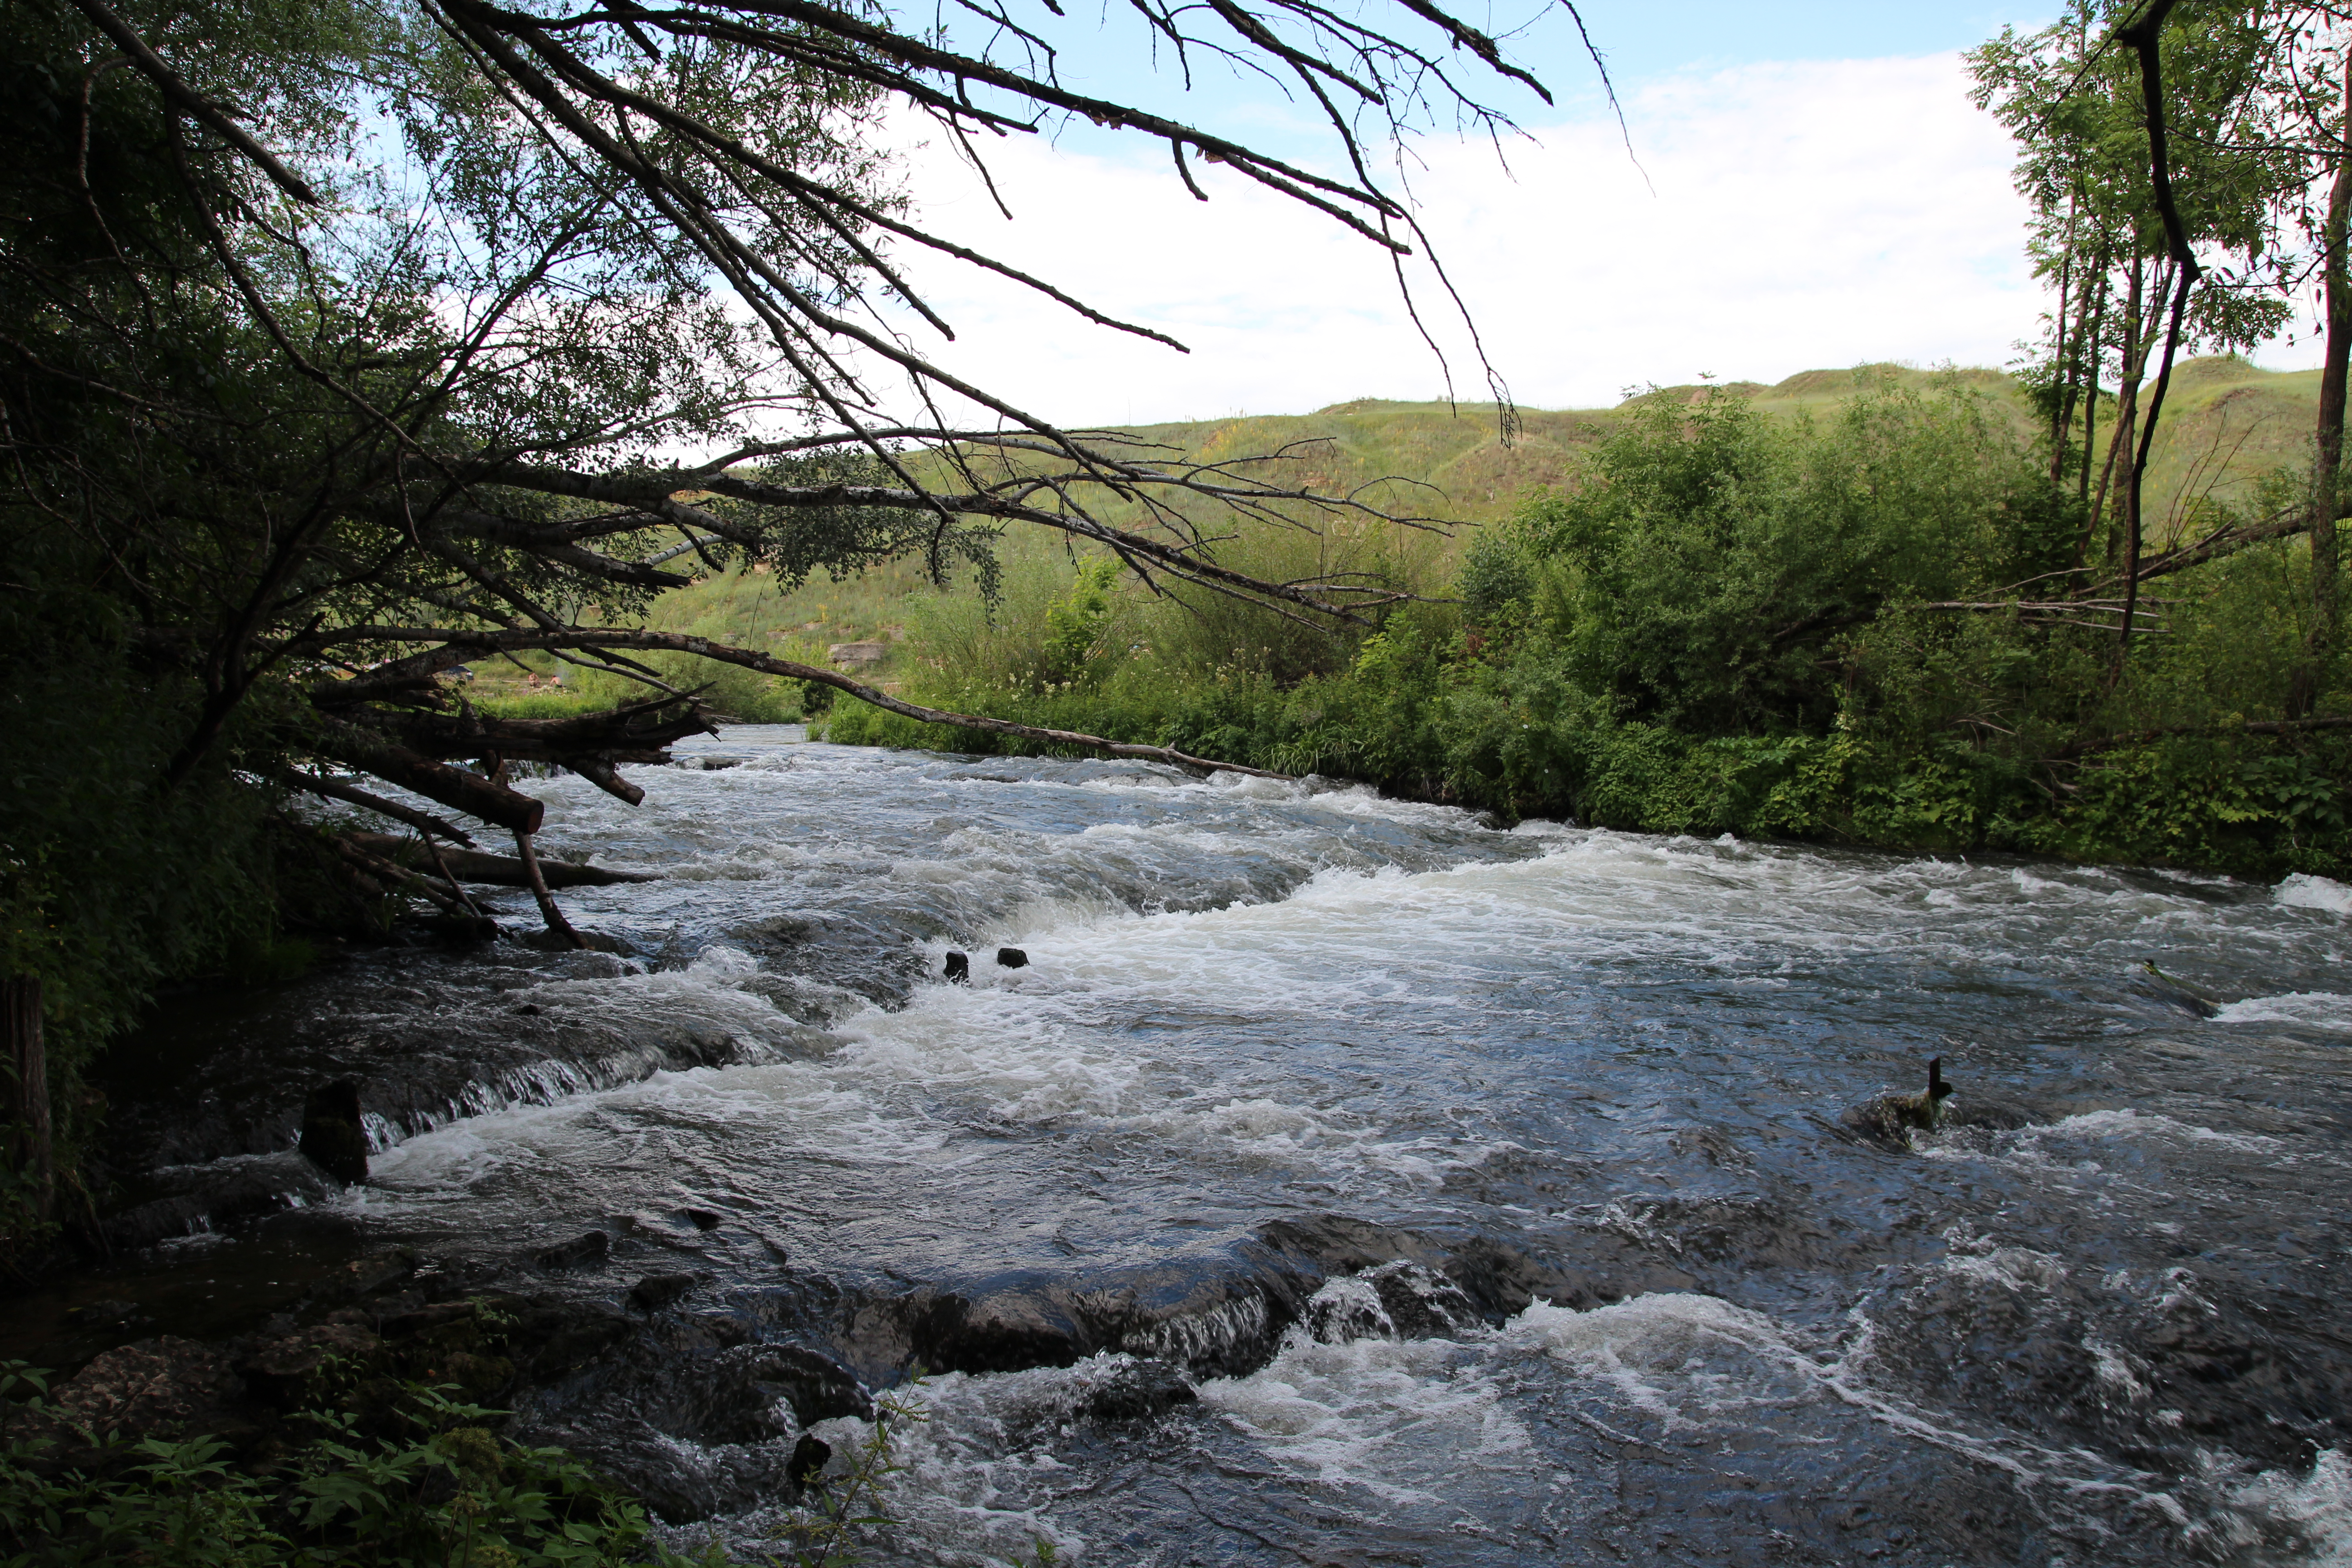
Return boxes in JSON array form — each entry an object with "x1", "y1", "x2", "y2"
[{"x1": 56, "y1": 726, "x2": 2352, "y2": 1564}]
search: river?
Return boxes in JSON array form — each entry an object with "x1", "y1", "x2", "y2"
[{"x1": 60, "y1": 726, "x2": 2352, "y2": 1564}]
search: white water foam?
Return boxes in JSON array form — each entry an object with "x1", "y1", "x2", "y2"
[
  {"x1": 2276, "y1": 873, "x2": 2352, "y2": 916},
  {"x1": 2214, "y1": 991, "x2": 2352, "y2": 1031}
]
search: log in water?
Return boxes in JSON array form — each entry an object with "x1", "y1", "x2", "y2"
[{"x1": 59, "y1": 728, "x2": 2352, "y2": 1564}]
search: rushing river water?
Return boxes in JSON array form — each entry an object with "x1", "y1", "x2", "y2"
[{"x1": 62, "y1": 727, "x2": 2352, "y2": 1564}]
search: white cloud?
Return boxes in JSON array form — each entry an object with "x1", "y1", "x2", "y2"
[{"x1": 870, "y1": 53, "x2": 2087, "y2": 425}]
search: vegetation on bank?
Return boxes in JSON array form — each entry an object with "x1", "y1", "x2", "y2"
[{"x1": 828, "y1": 373, "x2": 2350, "y2": 879}]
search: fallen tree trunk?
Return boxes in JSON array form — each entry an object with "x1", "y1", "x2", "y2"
[{"x1": 346, "y1": 833, "x2": 658, "y2": 888}]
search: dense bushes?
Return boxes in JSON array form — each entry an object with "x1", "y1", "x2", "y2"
[{"x1": 830, "y1": 375, "x2": 2350, "y2": 879}]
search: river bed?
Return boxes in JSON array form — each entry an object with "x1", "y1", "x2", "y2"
[{"x1": 49, "y1": 726, "x2": 2352, "y2": 1564}]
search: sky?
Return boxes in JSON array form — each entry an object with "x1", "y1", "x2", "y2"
[{"x1": 849, "y1": 2, "x2": 2322, "y2": 428}]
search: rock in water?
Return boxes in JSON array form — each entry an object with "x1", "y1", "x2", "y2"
[
  {"x1": 944, "y1": 951, "x2": 970, "y2": 984},
  {"x1": 790, "y1": 1432, "x2": 832, "y2": 1486},
  {"x1": 629, "y1": 1272, "x2": 696, "y2": 1311},
  {"x1": 996, "y1": 946, "x2": 1028, "y2": 969},
  {"x1": 536, "y1": 1231, "x2": 611, "y2": 1270},
  {"x1": 298, "y1": 1079, "x2": 369, "y2": 1185}
]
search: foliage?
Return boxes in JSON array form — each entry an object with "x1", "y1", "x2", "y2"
[
  {"x1": 0, "y1": 1366, "x2": 674, "y2": 1568},
  {"x1": 832, "y1": 371, "x2": 2350, "y2": 880}
]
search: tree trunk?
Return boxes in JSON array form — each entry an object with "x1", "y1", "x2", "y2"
[
  {"x1": 514, "y1": 831, "x2": 588, "y2": 949},
  {"x1": 4, "y1": 979, "x2": 51, "y2": 1223},
  {"x1": 2291, "y1": 57, "x2": 2352, "y2": 720},
  {"x1": 2087, "y1": 253, "x2": 2147, "y2": 564},
  {"x1": 2049, "y1": 231, "x2": 2075, "y2": 483},
  {"x1": 2080, "y1": 270, "x2": 2107, "y2": 507}
]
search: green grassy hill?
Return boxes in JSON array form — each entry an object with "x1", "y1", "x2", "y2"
[{"x1": 473, "y1": 356, "x2": 2323, "y2": 710}]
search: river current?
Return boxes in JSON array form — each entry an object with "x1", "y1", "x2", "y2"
[{"x1": 69, "y1": 727, "x2": 2352, "y2": 1563}]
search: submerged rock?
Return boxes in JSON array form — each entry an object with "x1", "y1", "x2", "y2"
[
  {"x1": 535, "y1": 1231, "x2": 611, "y2": 1271},
  {"x1": 299, "y1": 1078, "x2": 369, "y2": 1185},
  {"x1": 629, "y1": 1272, "x2": 698, "y2": 1311}
]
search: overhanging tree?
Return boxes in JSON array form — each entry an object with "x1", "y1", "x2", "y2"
[{"x1": 1, "y1": 0, "x2": 1599, "y2": 1211}]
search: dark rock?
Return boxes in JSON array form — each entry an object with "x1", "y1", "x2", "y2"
[
  {"x1": 299, "y1": 1079, "x2": 370, "y2": 1185},
  {"x1": 680, "y1": 1207, "x2": 724, "y2": 1232},
  {"x1": 510, "y1": 1302, "x2": 633, "y2": 1378},
  {"x1": 1078, "y1": 1358, "x2": 1196, "y2": 1424},
  {"x1": 760, "y1": 1344, "x2": 871, "y2": 1424},
  {"x1": 1260, "y1": 1213, "x2": 1693, "y2": 1321},
  {"x1": 943, "y1": 951, "x2": 969, "y2": 984},
  {"x1": 381, "y1": 1301, "x2": 480, "y2": 1340},
  {"x1": 99, "y1": 1152, "x2": 343, "y2": 1250},
  {"x1": 789, "y1": 1432, "x2": 832, "y2": 1485},
  {"x1": 630, "y1": 1273, "x2": 697, "y2": 1311},
  {"x1": 21, "y1": 1337, "x2": 251, "y2": 1452},
  {"x1": 335, "y1": 1246, "x2": 419, "y2": 1298},
  {"x1": 535, "y1": 1231, "x2": 610, "y2": 1270},
  {"x1": 995, "y1": 946, "x2": 1028, "y2": 969},
  {"x1": 237, "y1": 1322, "x2": 382, "y2": 1406},
  {"x1": 699, "y1": 757, "x2": 742, "y2": 771},
  {"x1": 514, "y1": 1340, "x2": 863, "y2": 1523},
  {"x1": 1367, "y1": 1261, "x2": 1481, "y2": 1338}
]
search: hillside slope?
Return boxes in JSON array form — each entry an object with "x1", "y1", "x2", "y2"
[{"x1": 623, "y1": 356, "x2": 2328, "y2": 658}]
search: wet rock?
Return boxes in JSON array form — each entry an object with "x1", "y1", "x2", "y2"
[
  {"x1": 679, "y1": 1207, "x2": 724, "y2": 1232},
  {"x1": 21, "y1": 1337, "x2": 250, "y2": 1451},
  {"x1": 536, "y1": 1231, "x2": 610, "y2": 1270},
  {"x1": 789, "y1": 1432, "x2": 831, "y2": 1484},
  {"x1": 2135, "y1": 960, "x2": 2221, "y2": 1019},
  {"x1": 1305, "y1": 1276, "x2": 1393, "y2": 1344},
  {"x1": 509, "y1": 1302, "x2": 633, "y2": 1379},
  {"x1": 699, "y1": 756, "x2": 743, "y2": 771},
  {"x1": 1260, "y1": 1213, "x2": 1694, "y2": 1319},
  {"x1": 299, "y1": 1079, "x2": 370, "y2": 1185},
  {"x1": 333, "y1": 1246, "x2": 419, "y2": 1298},
  {"x1": 995, "y1": 946, "x2": 1028, "y2": 969},
  {"x1": 1364, "y1": 1261, "x2": 1481, "y2": 1338},
  {"x1": 516, "y1": 1340, "x2": 858, "y2": 1523},
  {"x1": 629, "y1": 1273, "x2": 697, "y2": 1311},
  {"x1": 943, "y1": 950, "x2": 969, "y2": 984},
  {"x1": 237, "y1": 1322, "x2": 382, "y2": 1406},
  {"x1": 100, "y1": 1152, "x2": 344, "y2": 1250},
  {"x1": 1078, "y1": 1357, "x2": 1196, "y2": 1424}
]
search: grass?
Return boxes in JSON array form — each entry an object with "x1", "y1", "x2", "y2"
[{"x1": 618, "y1": 357, "x2": 2325, "y2": 661}]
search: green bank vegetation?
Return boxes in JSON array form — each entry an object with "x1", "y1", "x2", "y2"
[{"x1": 828, "y1": 366, "x2": 2350, "y2": 876}]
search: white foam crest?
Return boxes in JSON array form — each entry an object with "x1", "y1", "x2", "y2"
[
  {"x1": 358, "y1": 1059, "x2": 950, "y2": 1200},
  {"x1": 1198, "y1": 1326, "x2": 1529, "y2": 1504},
  {"x1": 827, "y1": 989, "x2": 1142, "y2": 1127},
  {"x1": 2225, "y1": 1449, "x2": 2352, "y2": 1566},
  {"x1": 2214, "y1": 991, "x2": 2352, "y2": 1031},
  {"x1": 2276, "y1": 873, "x2": 2352, "y2": 915},
  {"x1": 2029, "y1": 1108, "x2": 2283, "y2": 1155},
  {"x1": 518, "y1": 946, "x2": 802, "y2": 1051},
  {"x1": 769, "y1": 1372, "x2": 1091, "y2": 1565}
]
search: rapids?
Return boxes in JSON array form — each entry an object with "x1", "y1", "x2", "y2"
[{"x1": 51, "y1": 727, "x2": 2352, "y2": 1563}]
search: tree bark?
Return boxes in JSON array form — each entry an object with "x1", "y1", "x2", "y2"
[
  {"x1": 4, "y1": 979, "x2": 51, "y2": 1223},
  {"x1": 2087, "y1": 253, "x2": 2146, "y2": 565},
  {"x1": 514, "y1": 832, "x2": 588, "y2": 949},
  {"x1": 2114, "y1": 0, "x2": 2200, "y2": 675},
  {"x1": 2291, "y1": 54, "x2": 2352, "y2": 720}
]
